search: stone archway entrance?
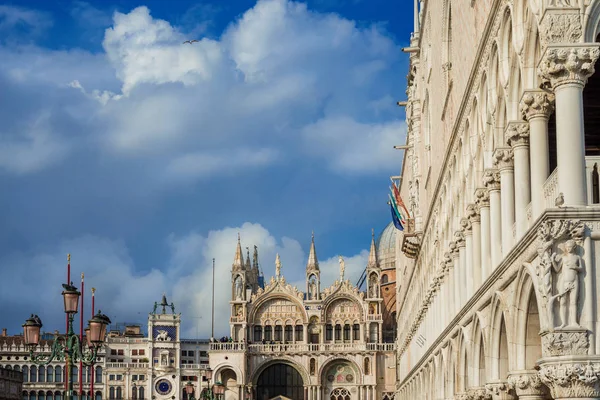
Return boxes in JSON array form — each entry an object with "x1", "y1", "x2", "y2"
[
  {"x1": 321, "y1": 360, "x2": 359, "y2": 400},
  {"x1": 256, "y1": 363, "x2": 304, "y2": 400}
]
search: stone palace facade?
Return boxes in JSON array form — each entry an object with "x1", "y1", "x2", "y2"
[
  {"x1": 395, "y1": 0, "x2": 600, "y2": 399},
  {"x1": 208, "y1": 235, "x2": 396, "y2": 400}
]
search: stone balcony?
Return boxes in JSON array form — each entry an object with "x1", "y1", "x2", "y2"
[{"x1": 105, "y1": 363, "x2": 149, "y2": 369}]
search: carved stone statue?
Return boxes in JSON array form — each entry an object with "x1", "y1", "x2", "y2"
[
  {"x1": 338, "y1": 256, "x2": 345, "y2": 280},
  {"x1": 235, "y1": 276, "x2": 243, "y2": 300},
  {"x1": 156, "y1": 330, "x2": 171, "y2": 341},
  {"x1": 551, "y1": 240, "x2": 583, "y2": 328},
  {"x1": 370, "y1": 275, "x2": 379, "y2": 298},
  {"x1": 309, "y1": 279, "x2": 317, "y2": 300},
  {"x1": 275, "y1": 253, "x2": 281, "y2": 278},
  {"x1": 152, "y1": 302, "x2": 158, "y2": 314}
]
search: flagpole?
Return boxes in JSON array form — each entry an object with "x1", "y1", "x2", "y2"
[
  {"x1": 79, "y1": 273, "x2": 84, "y2": 399},
  {"x1": 211, "y1": 258, "x2": 215, "y2": 341}
]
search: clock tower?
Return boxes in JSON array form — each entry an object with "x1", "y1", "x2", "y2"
[{"x1": 148, "y1": 294, "x2": 181, "y2": 400}]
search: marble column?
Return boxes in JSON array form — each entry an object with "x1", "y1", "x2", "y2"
[
  {"x1": 475, "y1": 188, "x2": 491, "y2": 281},
  {"x1": 450, "y1": 243, "x2": 460, "y2": 314},
  {"x1": 520, "y1": 90, "x2": 554, "y2": 219},
  {"x1": 493, "y1": 148, "x2": 515, "y2": 256},
  {"x1": 540, "y1": 45, "x2": 600, "y2": 206},
  {"x1": 466, "y1": 204, "x2": 481, "y2": 288},
  {"x1": 505, "y1": 121, "x2": 531, "y2": 238},
  {"x1": 461, "y1": 218, "x2": 474, "y2": 299},
  {"x1": 483, "y1": 170, "x2": 502, "y2": 267},
  {"x1": 455, "y1": 230, "x2": 467, "y2": 307},
  {"x1": 443, "y1": 254, "x2": 453, "y2": 323},
  {"x1": 507, "y1": 370, "x2": 549, "y2": 400}
]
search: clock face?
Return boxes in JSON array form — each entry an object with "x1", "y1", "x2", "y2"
[{"x1": 155, "y1": 379, "x2": 172, "y2": 395}]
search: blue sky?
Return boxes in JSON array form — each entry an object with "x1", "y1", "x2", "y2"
[{"x1": 0, "y1": 0, "x2": 411, "y2": 338}]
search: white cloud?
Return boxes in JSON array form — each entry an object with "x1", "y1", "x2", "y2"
[
  {"x1": 0, "y1": 5, "x2": 52, "y2": 35},
  {"x1": 0, "y1": 0, "x2": 404, "y2": 179},
  {"x1": 302, "y1": 116, "x2": 406, "y2": 174},
  {"x1": 0, "y1": 222, "x2": 368, "y2": 339}
]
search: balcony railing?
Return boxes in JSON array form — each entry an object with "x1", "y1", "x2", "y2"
[
  {"x1": 246, "y1": 342, "x2": 395, "y2": 353},
  {"x1": 181, "y1": 364, "x2": 209, "y2": 370},
  {"x1": 209, "y1": 342, "x2": 246, "y2": 352},
  {"x1": 107, "y1": 338, "x2": 147, "y2": 344},
  {"x1": 543, "y1": 167, "x2": 558, "y2": 208},
  {"x1": 105, "y1": 363, "x2": 149, "y2": 369},
  {"x1": 366, "y1": 314, "x2": 382, "y2": 321}
]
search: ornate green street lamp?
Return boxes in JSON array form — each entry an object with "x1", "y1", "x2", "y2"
[
  {"x1": 185, "y1": 381, "x2": 196, "y2": 400},
  {"x1": 23, "y1": 282, "x2": 110, "y2": 400},
  {"x1": 199, "y1": 368, "x2": 225, "y2": 400}
]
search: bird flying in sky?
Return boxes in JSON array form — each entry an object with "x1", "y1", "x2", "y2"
[{"x1": 183, "y1": 40, "x2": 199, "y2": 44}]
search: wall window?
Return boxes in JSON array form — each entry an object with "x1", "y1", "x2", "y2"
[
  {"x1": 295, "y1": 325, "x2": 303, "y2": 342},
  {"x1": 343, "y1": 325, "x2": 350, "y2": 341},
  {"x1": 116, "y1": 387, "x2": 122, "y2": 400},
  {"x1": 334, "y1": 325, "x2": 341, "y2": 341},
  {"x1": 284, "y1": 326, "x2": 293, "y2": 342},
  {"x1": 274, "y1": 326, "x2": 282, "y2": 342},
  {"x1": 22, "y1": 366, "x2": 28, "y2": 383},
  {"x1": 109, "y1": 375, "x2": 115, "y2": 381},
  {"x1": 116, "y1": 375, "x2": 123, "y2": 381},
  {"x1": 132, "y1": 350, "x2": 138, "y2": 356},
  {"x1": 326, "y1": 324, "x2": 333, "y2": 341},
  {"x1": 138, "y1": 350, "x2": 145, "y2": 356},
  {"x1": 353, "y1": 324, "x2": 360, "y2": 341},
  {"x1": 110, "y1": 350, "x2": 117, "y2": 356},
  {"x1": 46, "y1": 366, "x2": 53, "y2": 383},
  {"x1": 95, "y1": 367, "x2": 102, "y2": 384},
  {"x1": 55, "y1": 366, "x2": 62, "y2": 383},
  {"x1": 139, "y1": 387, "x2": 145, "y2": 400},
  {"x1": 381, "y1": 274, "x2": 389, "y2": 284},
  {"x1": 30, "y1": 366, "x2": 37, "y2": 382},
  {"x1": 117, "y1": 350, "x2": 124, "y2": 356},
  {"x1": 109, "y1": 388, "x2": 115, "y2": 400},
  {"x1": 38, "y1": 367, "x2": 45, "y2": 383},
  {"x1": 264, "y1": 326, "x2": 272, "y2": 341},
  {"x1": 254, "y1": 326, "x2": 262, "y2": 342}
]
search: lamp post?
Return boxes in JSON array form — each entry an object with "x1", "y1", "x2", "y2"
[
  {"x1": 185, "y1": 381, "x2": 196, "y2": 400},
  {"x1": 199, "y1": 369, "x2": 224, "y2": 400},
  {"x1": 23, "y1": 281, "x2": 110, "y2": 400}
]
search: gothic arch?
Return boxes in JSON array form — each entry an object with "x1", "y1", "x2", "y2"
[
  {"x1": 471, "y1": 314, "x2": 488, "y2": 387},
  {"x1": 489, "y1": 293, "x2": 513, "y2": 380},
  {"x1": 212, "y1": 363, "x2": 244, "y2": 386},
  {"x1": 512, "y1": 268, "x2": 543, "y2": 370},
  {"x1": 249, "y1": 294, "x2": 308, "y2": 324},
  {"x1": 252, "y1": 357, "x2": 309, "y2": 387},
  {"x1": 318, "y1": 357, "x2": 363, "y2": 386},
  {"x1": 584, "y1": 0, "x2": 600, "y2": 42}
]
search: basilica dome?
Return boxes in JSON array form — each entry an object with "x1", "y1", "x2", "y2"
[{"x1": 376, "y1": 222, "x2": 396, "y2": 271}]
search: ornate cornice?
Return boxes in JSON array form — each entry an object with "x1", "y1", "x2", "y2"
[
  {"x1": 483, "y1": 169, "x2": 501, "y2": 191},
  {"x1": 505, "y1": 121, "x2": 529, "y2": 148},
  {"x1": 492, "y1": 147, "x2": 514, "y2": 171},
  {"x1": 539, "y1": 45, "x2": 600, "y2": 88},
  {"x1": 520, "y1": 89, "x2": 555, "y2": 121}
]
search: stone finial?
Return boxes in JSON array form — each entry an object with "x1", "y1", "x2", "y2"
[
  {"x1": 306, "y1": 232, "x2": 319, "y2": 272},
  {"x1": 233, "y1": 233, "x2": 244, "y2": 271},
  {"x1": 505, "y1": 121, "x2": 530, "y2": 148},
  {"x1": 367, "y1": 230, "x2": 378, "y2": 269}
]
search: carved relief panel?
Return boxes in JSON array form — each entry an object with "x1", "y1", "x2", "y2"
[{"x1": 254, "y1": 298, "x2": 304, "y2": 325}]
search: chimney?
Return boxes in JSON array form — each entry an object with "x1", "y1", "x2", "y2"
[{"x1": 1, "y1": 328, "x2": 7, "y2": 337}]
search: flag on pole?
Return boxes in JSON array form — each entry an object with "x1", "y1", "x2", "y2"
[
  {"x1": 388, "y1": 193, "x2": 405, "y2": 228},
  {"x1": 389, "y1": 187, "x2": 407, "y2": 224},
  {"x1": 390, "y1": 178, "x2": 411, "y2": 219},
  {"x1": 389, "y1": 201, "x2": 404, "y2": 231}
]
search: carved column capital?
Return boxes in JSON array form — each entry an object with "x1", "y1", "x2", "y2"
[
  {"x1": 443, "y1": 252, "x2": 453, "y2": 270},
  {"x1": 538, "y1": 360, "x2": 600, "y2": 398},
  {"x1": 466, "y1": 387, "x2": 492, "y2": 400},
  {"x1": 449, "y1": 241, "x2": 460, "y2": 258},
  {"x1": 454, "y1": 230, "x2": 466, "y2": 248},
  {"x1": 461, "y1": 217, "x2": 473, "y2": 233},
  {"x1": 467, "y1": 203, "x2": 481, "y2": 223},
  {"x1": 485, "y1": 380, "x2": 516, "y2": 400},
  {"x1": 475, "y1": 188, "x2": 490, "y2": 209},
  {"x1": 539, "y1": 44, "x2": 600, "y2": 88},
  {"x1": 507, "y1": 370, "x2": 549, "y2": 398},
  {"x1": 492, "y1": 147, "x2": 514, "y2": 171},
  {"x1": 505, "y1": 121, "x2": 530, "y2": 148},
  {"x1": 483, "y1": 170, "x2": 501, "y2": 191},
  {"x1": 520, "y1": 89, "x2": 555, "y2": 121}
]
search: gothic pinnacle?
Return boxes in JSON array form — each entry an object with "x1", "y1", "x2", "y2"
[
  {"x1": 306, "y1": 231, "x2": 319, "y2": 272},
  {"x1": 367, "y1": 228, "x2": 378, "y2": 268},
  {"x1": 233, "y1": 233, "x2": 244, "y2": 270}
]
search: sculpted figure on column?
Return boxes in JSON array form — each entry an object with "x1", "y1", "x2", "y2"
[
  {"x1": 535, "y1": 219, "x2": 586, "y2": 330},
  {"x1": 551, "y1": 239, "x2": 583, "y2": 328}
]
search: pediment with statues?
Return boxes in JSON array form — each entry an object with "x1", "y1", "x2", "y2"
[
  {"x1": 321, "y1": 279, "x2": 364, "y2": 302},
  {"x1": 250, "y1": 275, "x2": 304, "y2": 303}
]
